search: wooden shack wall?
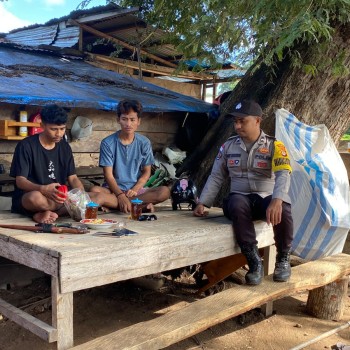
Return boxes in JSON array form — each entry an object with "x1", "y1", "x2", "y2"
[
  {"x1": 0, "y1": 102, "x2": 183, "y2": 173},
  {"x1": 142, "y1": 77, "x2": 202, "y2": 99},
  {"x1": 91, "y1": 63, "x2": 202, "y2": 99}
]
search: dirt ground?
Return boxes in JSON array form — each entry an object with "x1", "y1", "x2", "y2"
[{"x1": 1, "y1": 241, "x2": 350, "y2": 350}]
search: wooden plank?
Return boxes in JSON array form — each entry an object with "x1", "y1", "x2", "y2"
[
  {"x1": 0, "y1": 154, "x2": 13, "y2": 167},
  {"x1": 0, "y1": 298, "x2": 57, "y2": 342},
  {"x1": 86, "y1": 53, "x2": 213, "y2": 80},
  {"x1": 0, "y1": 235, "x2": 58, "y2": 275},
  {"x1": 0, "y1": 135, "x2": 25, "y2": 140},
  {"x1": 71, "y1": 20, "x2": 178, "y2": 68},
  {"x1": 0, "y1": 209, "x2": 273, "y2": 294},
  {"x1": 0, "y1": 210, "x2": 272, "y2": 286},
  {"x1": 64, "y1": 111, "x2": 179, "y2": 133},
  {"x1": 52, "y1": 277, "x2": 73, "y2": 350},
  {"x1": 0, "y1": 120, "x2": 41, "y2": 140},
  {"x1": 71, "y1": 253, "x2": 350, "y2": 350},
  {"x1": 0, "y1": 173, "x2": 14, "y2": 185},
  {"x1": 72, "y1": 153, "x2": 99, "y2": 168},
  {"x1": 0, "y1": 112, "x2": 179, "y2": 154},
  {"x1": 198, "y1": 253, "x2": 247, "y2": 294},
  {"x1": 73, "y1": 7, "x2": 140, "y2": 24},
  {"x1": 69, "y1": 130, "x2": 175, "y2": 153},
  {"x1": 0, "y1": 214, "x2": 68, "y2": 258},
  {"x1": 0, "y1": 226, "x2": 102, "y2": 259},
  {"x1": 59, "y1": 212, "x2": 274, "y2": 293},
  {"x1": 261, "y1": 245, "x2": 277, "y2": 316},
  {"x1": 76, "y1": 166, "x2": 104, "y2": 177}
]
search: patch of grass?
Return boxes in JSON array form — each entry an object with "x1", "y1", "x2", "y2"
[{"x1": 341, "y1": 134, "x2": 350, "y2": 141}]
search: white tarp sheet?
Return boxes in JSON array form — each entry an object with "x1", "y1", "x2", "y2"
[{"x1": 275, "y1": 108, "x2": 350, "y2": 260}]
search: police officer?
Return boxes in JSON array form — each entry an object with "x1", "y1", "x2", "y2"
[{"x1": 193, "y1": 100, "x2": 294, "y2": 285}]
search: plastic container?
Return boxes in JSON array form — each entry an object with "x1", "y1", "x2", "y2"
[
  {"x1": 85, "y1": 201, "x2": 99, "y2": 219},
  {"x1": 130, "y1": 198, "x2": 143, "y2": 220},
  {"x1": 29, "y1": 111, "x2": 43, "y2": 135},
  {"x1": 19, "y1": 110, "x2": 28, "y2": 137}
]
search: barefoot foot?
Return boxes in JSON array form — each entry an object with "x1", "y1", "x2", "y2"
[
  {"x1": 142, "y1": 203, "x2": 155, "y2": 213},
  {"x1": 100, "y1": 206, "x2": 111, "y2": 213},
  {"x1": 33, "y1": 211, "x2": 59, "y2": 224}
]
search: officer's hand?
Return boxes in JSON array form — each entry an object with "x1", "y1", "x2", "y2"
[
  {"x1": 193, "y1": 203, "x2": 209, "y2": 217},
  {"x1": 266, "y1": 198, "x2": 283, "y2": 226}
]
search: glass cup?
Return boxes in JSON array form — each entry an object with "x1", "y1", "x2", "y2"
[
  {"x1": 85, "y1": 202, "x2": 99, "y2": 219},
  {"x1": 130, "y1": 198, "x2": 143, "y2": 220}
]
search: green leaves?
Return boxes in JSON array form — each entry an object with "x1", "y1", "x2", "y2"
[{"x1": 88, "y1": 0, "x2": 350, "y2": 75}]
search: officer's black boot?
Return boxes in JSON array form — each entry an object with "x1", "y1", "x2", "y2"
[
  {"x1": 273, "y1": 251, "x2": 291, "y2": 282},
  {"x1": 240, "y1": 244, "x2": 264, "y2": 285}
]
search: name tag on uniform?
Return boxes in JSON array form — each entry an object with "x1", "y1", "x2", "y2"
[
  {"x1": 257, "y1": 161, "x2": 268, "y2": 168},
  {"x1": 253, "y1": 158, "x2": 270, "y2": 169}
]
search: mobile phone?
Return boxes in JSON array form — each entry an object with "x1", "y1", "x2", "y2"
[{"x1": 113, "y1": 228, "x2": 139, "y2": 236}]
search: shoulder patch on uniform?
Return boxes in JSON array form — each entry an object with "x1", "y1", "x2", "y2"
[
  {"x1": 216, "y1": 144, "x2": 225, "y2": 160},
  {"x1": 272, "y1": 140, "x2": 292, "y2": 172}
]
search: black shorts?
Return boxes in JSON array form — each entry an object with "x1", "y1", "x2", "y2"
[{"x1": 11, "y1": 194, "x2": 34, "y2": 218}]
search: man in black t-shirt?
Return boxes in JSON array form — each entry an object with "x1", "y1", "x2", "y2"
[{"x1": 10, "y1": 104, "x2": 114, "y2": 223}]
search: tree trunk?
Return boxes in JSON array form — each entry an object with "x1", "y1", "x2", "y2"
[
  {"x1": 306, "y1": 277, "x2": 348, "y2": 320},
  {"x1": 178, "y1": 23, "x2": 350, "y2": 206}
]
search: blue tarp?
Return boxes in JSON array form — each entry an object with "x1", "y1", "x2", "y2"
[{"x1": 0, "y1": 46, "x2": 216, "y2": 114}]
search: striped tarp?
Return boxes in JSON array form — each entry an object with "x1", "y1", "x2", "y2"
[{"x1": 275, "y1": 109, "x2": 350, "y2": 260}]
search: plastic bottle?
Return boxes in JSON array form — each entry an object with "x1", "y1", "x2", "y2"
[
  {"x1": 19, "y1": 110, "x2": 28, "y2": 137},
  {"x1": 130, "y1": 198, "x2": 143, "y2": 220}
]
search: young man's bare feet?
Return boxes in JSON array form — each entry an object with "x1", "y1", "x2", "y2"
[
  {"x1": 33, "y1": 211, "x2": 58, "y2": 224},
  {"x1": 100, "y1": 206, "x2": 112, "y2": 213},
  {"x1": 142, "y1": 203, "x2": 155, "y2": 213}
]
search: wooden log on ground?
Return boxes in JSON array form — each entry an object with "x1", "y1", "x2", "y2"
[{"x1": 306, "y1": 276, "x2": 349, "y2": 320}]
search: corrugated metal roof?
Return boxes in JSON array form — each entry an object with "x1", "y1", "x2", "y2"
[
  {"x1": 82, "y1": 12, "x2": 145, "y2": 33},
  {"x1": 0, "y1": 46, "x2": 216, "y2": 114},
  {"x1": 3, "y1": 5, "x2": 241, "y2": 81},
  {"x1": 5, "y1": 24, "x2": 80, "y2": 49},
  {"x1": 55, "y1": 25, "x2": 80, "y2": 48},
  {"x1": 4, "y1": 5, "x2": 180, "y2": 61},
  {"x1": 6, "y1": 25, "x2": 58, "y2": 47}
]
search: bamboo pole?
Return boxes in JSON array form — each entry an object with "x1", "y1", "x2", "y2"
[{"x1": 289, "y1": 321, "x2": 350, "y2": 350}]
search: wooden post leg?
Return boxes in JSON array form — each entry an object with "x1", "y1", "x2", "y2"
[
  {"x1": 261, "y1": 245, "x2": 276, "y2": 317},
  {"x1": 306, "y1": 276, "x2": 349, "y2": 320},
  {"x1": 52, "y1": 276, "x2": 74, "y2": 350}
]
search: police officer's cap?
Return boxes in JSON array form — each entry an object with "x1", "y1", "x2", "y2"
[{"x1": 228, "y1": 100, "x2": 263, "y2": 118}]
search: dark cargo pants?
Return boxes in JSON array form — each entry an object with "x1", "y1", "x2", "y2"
[{"x1": 223, "y1": 193, "x2": 293, "y2": 253}]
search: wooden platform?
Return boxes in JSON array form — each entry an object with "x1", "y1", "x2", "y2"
[
  {"x1": 0, "y1": 208, "x2": 274, "y2": 350},
  {"x1": 71, "y1": 253, "x2": 350, "y2": 350}
]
